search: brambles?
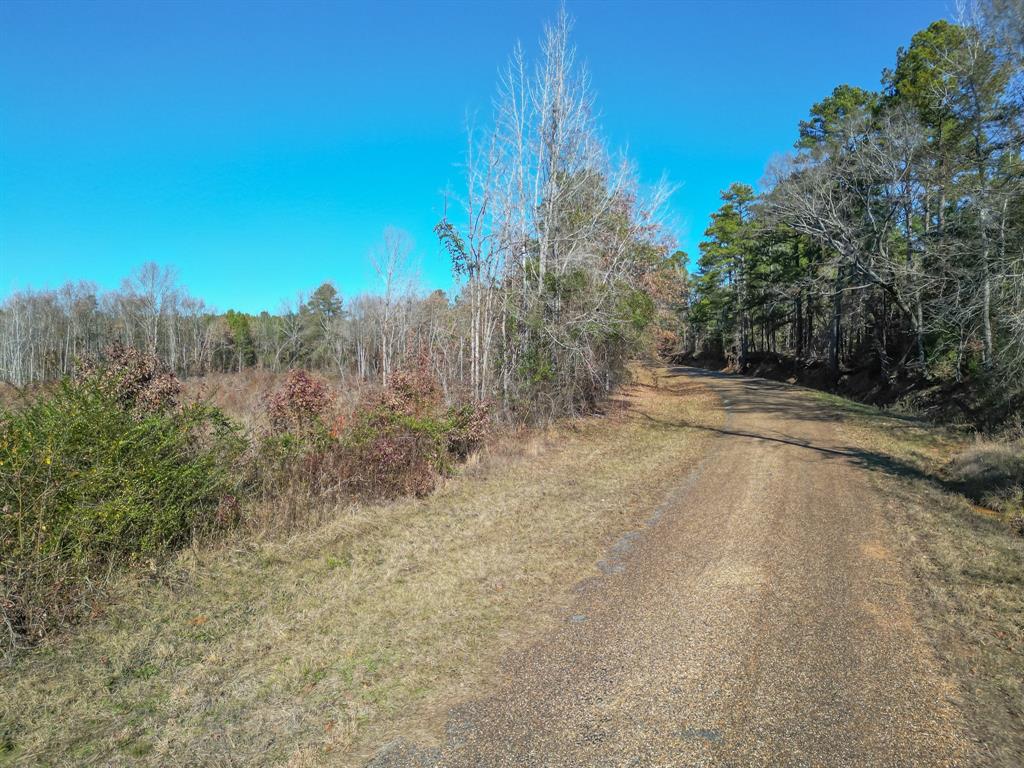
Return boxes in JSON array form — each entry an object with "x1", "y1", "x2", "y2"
[
  {"x1": 341, "y1": 365, "x2": 487, "y2": 498},
  {"x1": 76, "y1": 343, "x2": 182, "y2": 415},
  {"x1": 445, "y1": 402, "x2": 489, "y2": 460}
]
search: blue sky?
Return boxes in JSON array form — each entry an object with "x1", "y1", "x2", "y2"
[{"x1": 1, "y1": 0, "x2": 951, "y2": 313}]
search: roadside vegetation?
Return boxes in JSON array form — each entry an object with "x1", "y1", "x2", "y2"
[
  {"x1": 0, "y1": 346, "x2": 245, "y2": 652},
  {"x1": 0, "y1": 346, "x2": 491, "y2": 657},
  {"x1": 0, "y1": 368, "x2": 718, "y2": 767},
  {"x1": 0, "y1": 10, "x2": 686, "y2": 657}
]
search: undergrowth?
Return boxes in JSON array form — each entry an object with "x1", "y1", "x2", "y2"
[{"x1": 0, "y1": 350, "x2": 487, "y2": 657}]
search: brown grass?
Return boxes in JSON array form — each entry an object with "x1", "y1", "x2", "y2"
[
  {"x1": 0, "y1": 367, "x2": 719, "y2": 767},
  {"x1": 809, "y1": 391, "x2": 1024, "y2": 767},
  {"x1": 179, "y1": 369, "x2": 371, "y2": 429},
  {"x1": 944, "y1": 438, "x2": 1024, "y2": 520}
]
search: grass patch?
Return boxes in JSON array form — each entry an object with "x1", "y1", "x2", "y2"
[{"x1": 1, "y1": 368, "x2": 718, "y2": 767}]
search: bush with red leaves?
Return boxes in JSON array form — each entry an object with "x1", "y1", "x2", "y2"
[
  {"x1": 655, "y1": 328, "x2": 681, "y2": 359},
  {"x1": 256, "y1": 361, "x2": 488, "y2": 504},
  {"x1": 265, "y1": 369, "x2": 335, "y2": 433},
  {"x1": 378, "y1": 365, "x2": 441, "y2": 418},
  {"x1": 339, "y1": 361, "x2": 488, "y2": 498},
  {"x1": 75, "y1": 343, "x2": 181, "y2": 415}
]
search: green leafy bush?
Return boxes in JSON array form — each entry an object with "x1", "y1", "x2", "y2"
[{"x1": 0, "y1": 352, "x2": 244, "y2": 653}]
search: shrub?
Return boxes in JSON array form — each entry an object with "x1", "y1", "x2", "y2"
[
  {"x1": 265, "y1": 369, "x2": 334, "y2": 433},
  {"x1": 255, "y1": 361, "x2": 488, "y2": 502},
  {"x1": 75, "y1": 342, "x2": 182, "y2": 414},
  {"x1": 338, "y1": 364, "x2": 452, "y2": 499},
  {"x1": 0, "y1": 350, "x2": 244, "y2": 654},
  {"x1": 252, "y1": 370, "x2": 340, "y2": 507},
  {"x1": 341, "y1": 405, "x2": 449, "y2": 498},
  {"x1": 444, "y1": 402, "x2": 489, "y2": 460},
  {"x1": 653, "y1": 328, "x2": 681, "y2": 359}
]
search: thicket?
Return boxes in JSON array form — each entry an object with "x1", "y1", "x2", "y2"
[
  {"x1": 0, "y1": 349, "x2": 487, "y2": 656},
  {"x1": 255, "y1": 364, "x2": 487, "y2": 503},
  {"x1": 0, "y1": 346, "x2": 243, "y2": 653}
]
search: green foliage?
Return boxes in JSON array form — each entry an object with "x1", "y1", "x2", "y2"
[
  {"x1": 798, "y1": 84, "x2": 878, "y2": 148},
  {"x1": 224, "y1": 310, "x2": 256, "y2": 369},
  {"x1": 691, "y1": 183, "x2": 758, "y2": 359},
  {"x1": 0, "y1": 362, "x2": 244, "y2": 651},
  {"x1": 618, "y1": 288, "x2": 655, "y2": 333},
  {"x1": 434, "y1": 217, "x2": 469, "y2": 275},
  {"x1": 518, "y1": 342, "x2": 555, "y2": 385}
]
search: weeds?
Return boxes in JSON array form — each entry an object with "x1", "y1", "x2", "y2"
[
  {"x1": 944, "y1": 438, "x2": 1024, "y2": 524},
  {"x1": 0, "y1": 351, "x2": 487, "y2": 659}
]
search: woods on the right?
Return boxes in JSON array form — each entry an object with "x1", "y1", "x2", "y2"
[{"x1": 686, "y1": 3, "x2": 1024, "y2": 427}]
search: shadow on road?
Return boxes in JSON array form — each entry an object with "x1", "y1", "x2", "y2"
[{"x1": 659, "y1": 366, "x2": 960, "y2": 497}]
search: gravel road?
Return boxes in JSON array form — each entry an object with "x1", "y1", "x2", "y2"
[{"x1": 369, "y1": 367, "x2": 973, "y2": 767}]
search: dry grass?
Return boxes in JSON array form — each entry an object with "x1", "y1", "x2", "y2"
[
  {"x1": 808, "y1": 391, "x2": 1024, "y2": 767},
  {"x1": 180, "y1": 369, "x2": 371, "y2": 430},
  {"x1": 945, "y1": 438, "x2": 1024, "y2": 520},
  {"x1": 0, "y1": 367, "x2": 718, "y2": 767}
]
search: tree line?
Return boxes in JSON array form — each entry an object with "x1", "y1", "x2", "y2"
[
  {"x1": 0, "y1": 257, "x2": 463, "y2": 387},
  {"x1": 686, "y1": 6, "x2": 1024, "y2": 423},
  {"x1": 1, "y1": 11, "x2": 684, "y2": 421}
]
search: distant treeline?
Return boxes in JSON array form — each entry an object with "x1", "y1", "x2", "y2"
[
  {"x1": 686, "y1": 8, "x2": 1024, "y2": 423},
  {"x1": 0, "y1": 260, "x2": 478, "y2": 388}
]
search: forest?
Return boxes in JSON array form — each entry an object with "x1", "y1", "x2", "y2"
[{"x1": 686, "y1": 9, "x2": 1024, "y2": 426}]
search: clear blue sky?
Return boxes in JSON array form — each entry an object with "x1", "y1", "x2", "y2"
[{"x1": 1, "y1": 0, "x2": 951, "y2": 313}]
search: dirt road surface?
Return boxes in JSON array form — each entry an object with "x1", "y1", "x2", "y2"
[{"x1": 370, "y1": 367, "x2": 974, "y2": 767}]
